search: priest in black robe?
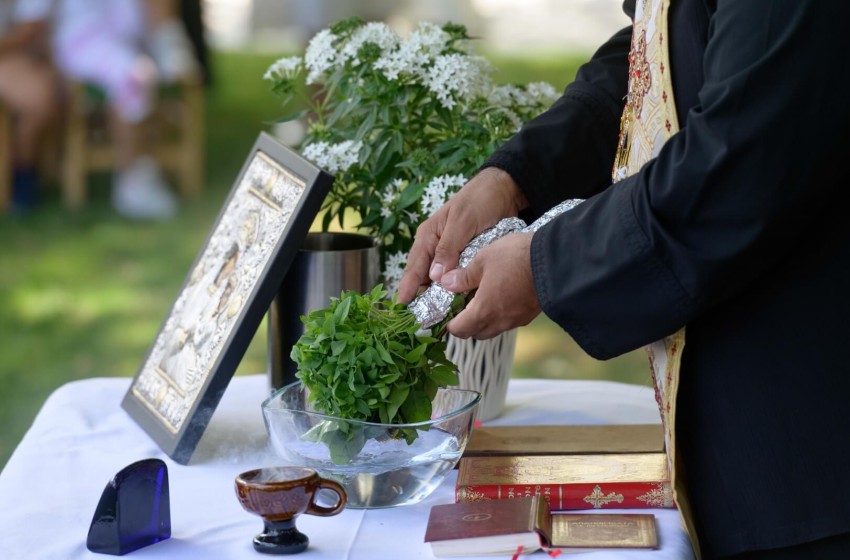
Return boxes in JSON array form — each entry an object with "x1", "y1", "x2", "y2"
[{"x1": 399, "y1": 1, "x2": 850, "y2": 558}]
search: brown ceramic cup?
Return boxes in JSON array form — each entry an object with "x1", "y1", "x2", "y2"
[{"x1": 235, "y1": 466, "x2": 346, "y2": 554}]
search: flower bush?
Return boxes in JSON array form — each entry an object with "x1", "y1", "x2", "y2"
[{"x1": 264, "y1": 17, "x2": 558, "y2": 293}]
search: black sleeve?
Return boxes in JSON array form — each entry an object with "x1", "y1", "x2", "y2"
[
  {"x1": 481, "y1": 1, "x2": 635, "y2": 218},
  {"x1": 532, "y1": 1, "x2": 850, "y2": 359}
]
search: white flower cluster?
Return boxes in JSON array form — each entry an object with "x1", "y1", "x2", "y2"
[
  {"x1": 263, "y1": 56, "x2": 302, "y2": 81},
  {"x1": 489, "y1": 82, "x2": 559, "y2": 112},
  {"x1": 302, "y1": 140, "x2": 362, "y2": 174},
  {"x1": 426, "y1": 54, "x2": 490, "y2": 109},
  {"x1": 339, "y1": 22, "x2": 400, "y2": 66},
  {"x1": 484, "y1": 82, "x2": 560, "y2": 131},
  {"x1": 526, "y1": 81, "x2": 559, "y2": 103},
  {"x1": 380, "y1": 178, "x2": 405, "y2": 217},
  {"x1": 382, "y1": 250, "x2": 409, "y2": 295},
  {"x1": 304, "y1": 29, "x2": 337, "y2": 85},
  {"x1": 421, "y1": 174, "x2": 467, "y2": 217},
  {"x1": 373, "y1": 22, "x2": 450, "y2": 81},
  {"x1": 294, "y1": 20, "x2": 491, "y2": 109}
]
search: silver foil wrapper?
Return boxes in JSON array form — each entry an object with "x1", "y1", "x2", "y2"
[
  {"x1": 521, "y1": 198, "x2": 584, "y2": 233},
  {"x1": 408, "y1": 200, "x2": 584, "y2": 328},
  {"x1": 406, "y1": 282, "x2": 456, "y2": 329}
]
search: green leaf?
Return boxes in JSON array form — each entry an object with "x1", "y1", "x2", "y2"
[
  {"x1": 330, "y1": 340, "x2": 347, "y2": 356},
  {"x1": 321, "y1": 210, "x2": 334, "y2": 232},
  {"x1": 380, "y1": 214, "x2": 397, "y2": 235},
  {"x1": 333, "y1": 295, "x2": 352, "y2": 324},
  {"x1": 428, "y1": 364, "x2": 459, "y2": 387},
  {"x1": 271, "y1": 108, "x2": 309, "y2": 124},
  {"x1": 400, "y1": 389, "x2": 432, "y2": 424},
  {"x1": 328, "y1": 427, "x2": 367, "y2": 465},
  {"x1": 396, "y1": 181, "x2": 425, "y2": 210},
  {"x1": 386, "y1": 385, "x2": 410, "y2": 422},
  {"x1": 404, "y1": 343, "x2": 427, "y2": 363},
  {"x1": 375, "y1": 341, "x2": 393, "y2": 364}
]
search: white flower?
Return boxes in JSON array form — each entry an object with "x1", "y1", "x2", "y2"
[
  {"x1": 373, "y1": 47, "x2": 414, "y2": 81},
  {"x1": 301, "y1": 142, "x2": 328, "y2": 165},
  {"x1": 339, "y1": 22, "x2": 399, "y2": 66},
  {"x1": 301, "y1": 140, "x2": 362, "y2": 173},
  {"x1": 426, "y1": 54, "x2": 491, "y2": 109},
  {"x1": 263, "y1": 56, "x2": 302, "y2": 80},
  {"x1": 410, "y1": 22, "x2": 453, "y2": 53},
  {"x1": 375, "y1": 22, "x2": 450, "y2": 81},
  {"x1": 489, "y1": 82, "x2": 558, "y2": 113},
  {"x1": 526, "y1": 81, "x2": 559, "y2": 104},
  {"x1": 489, "y1": 84, "x2": 523, "y2": 107},
  {"x1": 381, "y1": 178, "x2": 405, "y2": 206},
  {"x1": 491, "y1": 106, "x2": 523, "y2": 132},
  {"x1": 383, "y1": 251, "x2": 409, "y2": 295},
  {"x1": 328, "y1": 140, "x2": 361, "y2": 172},
  {"x1": 304, "y1": 29, "x2": 337, "y2": 85},
  {"x1": 421, "y1": 174, "x2": 466, "y2": 217}
]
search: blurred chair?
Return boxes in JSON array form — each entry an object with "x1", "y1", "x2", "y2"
[
  {"x1": 0, "y1": 102, "x2": 10, "y2": 213},
  {"x1": 62, "y1": 77, "x2": 204, "y2": 209}
]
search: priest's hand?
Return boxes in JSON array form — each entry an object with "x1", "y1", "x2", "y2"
[
  {"x1": 439, "y1": 231, "x2": 541, "y2": 339},
  {"x1": 397, "y1": 167, "x2": 528, "y2": 304}
]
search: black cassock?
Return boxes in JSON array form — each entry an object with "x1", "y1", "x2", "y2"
[{"x1": 483, "y1": 0, "x2": 850, "y2": 557}]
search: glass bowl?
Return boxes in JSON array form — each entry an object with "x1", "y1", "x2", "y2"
[{"x1": 261, "y1": 381, "x2": 481, "y2": 509}]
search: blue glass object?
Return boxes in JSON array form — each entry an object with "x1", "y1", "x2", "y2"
[{"x1": 86, "y1": 459, "x2": 171, "y2": 555}]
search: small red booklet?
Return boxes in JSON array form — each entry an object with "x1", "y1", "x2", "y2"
[{"x1": 424, "y1": 495, "x2": 658, "y2": 557}]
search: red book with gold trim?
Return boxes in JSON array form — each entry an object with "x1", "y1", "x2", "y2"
[
  {"x1": 456, "y1": 481, "x2": 674, "y2": 510},
  {"x1": 455, "y1": 454, "x2": 674, "y2": 510}
]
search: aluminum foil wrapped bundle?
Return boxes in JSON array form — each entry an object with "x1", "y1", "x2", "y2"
[
  {"x1": 521, "y1": 198, "x2": 584, "y2": 233},
  {"x1": 408, "y1": 198, "x2": 585, "y2": 328}
]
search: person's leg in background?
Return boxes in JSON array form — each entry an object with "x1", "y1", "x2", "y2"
[
  {"x1": 90, "y1": 28, "x2": 178, "y2": 220},
  {"x1": 143, "y1": 0, "x2": 200, "y2": 83},
  {"x1": 177, "y1": 0, "x2": 212, "y2": 87},
  {"x1": 53, "y1": 0, "x2": 197, "y2": 220},
  {"x1": 0, "y1": 30, "x2": 58, "y2": 212},
  {"x1": 107, "y1": 0, "x2": 200, "y2": 219}
]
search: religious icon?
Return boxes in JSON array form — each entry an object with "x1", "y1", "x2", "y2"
[{"x1": 122, "y1": 133, "x2": 333, "y2": 463}]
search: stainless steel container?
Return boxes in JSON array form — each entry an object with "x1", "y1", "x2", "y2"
[{"x1": 268, "y1": 232, "x2": 380, "y2": 389}]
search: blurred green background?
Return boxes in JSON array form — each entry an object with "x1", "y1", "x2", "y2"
[{"x1": 0, "y1": 50, "x2": 650, "y2": 469}]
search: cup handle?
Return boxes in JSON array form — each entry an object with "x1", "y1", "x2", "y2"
[{"x1": 306, "y1": 479, "x2": 347, "y2": 516}]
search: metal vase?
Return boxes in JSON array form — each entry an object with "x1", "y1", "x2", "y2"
[{"x1": 268, "y1": 232, "x2": 380, "y2": 389}]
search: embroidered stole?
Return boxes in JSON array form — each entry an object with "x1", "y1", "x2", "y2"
[{"x1": 612, "y1": 0, "x2": 700, "y2": 555}]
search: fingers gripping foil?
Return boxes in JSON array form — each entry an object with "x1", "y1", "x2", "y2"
[
  {"x1": 458, "y1": 217, "x2": 527, "y2": 268},
  {"x1": 408, "y1": 217, "x2": 526, "y2": 327},
  {"x1": 407, "y1": 282, "x2": 456, "y2": 329},
  {"x1": 407, "y1": 199, "x2": 584, "y2": 328}
]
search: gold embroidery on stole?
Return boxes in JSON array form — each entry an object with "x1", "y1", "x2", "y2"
[{"x1": 612, "y1": 0, "x2": 700, "y2": 556}]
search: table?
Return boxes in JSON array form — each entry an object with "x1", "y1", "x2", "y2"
[{"x1": 0, "y1": 375, "x2": 695, "y2": 559}]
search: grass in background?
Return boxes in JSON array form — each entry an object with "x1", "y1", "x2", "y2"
[{"x1": 0, "y1": 50, "x2": 648, "y2": 469}]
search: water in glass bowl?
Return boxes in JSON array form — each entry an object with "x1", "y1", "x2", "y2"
[{"x1": 262, "y1": 383, "x2": 480, "y2": 508}]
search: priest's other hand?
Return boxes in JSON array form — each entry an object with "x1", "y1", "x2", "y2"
[
  {"x1": 397, "y1": 167, "x2": 528, "y2": 304},
  {"x1": 439, "y1": 231, "x2": 540, "y2": 339}
]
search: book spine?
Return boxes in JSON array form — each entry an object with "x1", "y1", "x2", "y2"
[{"x1": 456, "y1": 481, "x2": 674, "y2": 510}]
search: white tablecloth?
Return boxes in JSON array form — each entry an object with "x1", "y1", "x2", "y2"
[{"x1": 0, "y1": 375, "x2": 695, "y2": 560}]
